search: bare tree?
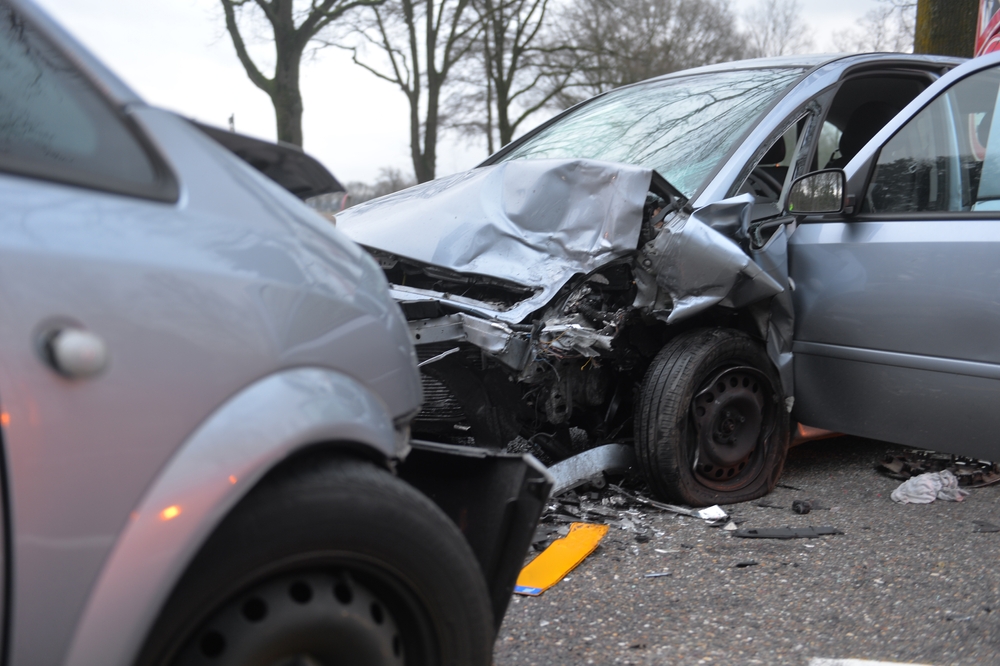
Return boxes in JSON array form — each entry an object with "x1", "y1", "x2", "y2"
[
  {"x1": 343, "y1": 0, "x2": 479, "y2": 182},
  {"x1": 742, "y1": 0, "x2": 812, "y2": 57},
  {"x1": 220, "y1": 0, "x2": 384, "y2": 146},
  {"x1": 344, "y1": 166, "x2": 416, "y2": 206},
  {"x1": 546, "y1": 0, "x2": 751, "y2": 106},
  {"x1": 445, "y1": 0, "x2": 572, "y2": 152},
  {"x1": 833, "y1": 0, "x2": 916, "y2": 53}
]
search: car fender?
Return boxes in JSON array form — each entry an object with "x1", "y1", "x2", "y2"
[{"x1": 61, "y1": 367, "x2": 403, "y2": 666}]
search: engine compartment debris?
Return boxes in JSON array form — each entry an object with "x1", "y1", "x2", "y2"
[{"x1": 879, "y1": 450, "x2": 1000, "y2": 487}]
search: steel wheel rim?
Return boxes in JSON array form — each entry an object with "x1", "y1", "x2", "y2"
[
  {"x1": 689, "y1": 365, "x2": 778, "y2": 492},
  {"x1": 171, "y1": 563, "x2": 438, "y2": 666}
]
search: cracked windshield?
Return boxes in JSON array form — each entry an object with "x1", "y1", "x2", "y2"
[{"x1": 499, "y1": 68, "x2": 806, "y2": 196}]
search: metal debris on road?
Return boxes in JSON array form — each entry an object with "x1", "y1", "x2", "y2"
[
  {"x1": 879, "y1": 450, "x2": 1000, "y2": 487},
  {"x1": 643, "y1": 571, "x2": 672, "y2": 578},
  {"x1": 608, "y1": 484, "x2": 728, "y2": 523},
  {"x1": 733, "y1": 526, "x2": 843, "y2": 539}
]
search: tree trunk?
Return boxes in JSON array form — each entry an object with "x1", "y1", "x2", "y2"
[
  {"x1": 272, "y1": 53, "x2": 304, "y2": 146},
  {"x1": 914, "y1": 0, "x2": 978, "y2": 57}
]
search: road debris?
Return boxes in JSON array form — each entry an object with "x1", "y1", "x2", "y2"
[
  {"x1": 879, "y1": 450, "x2": 1000, "y2": 487},
  {"x1": 609, "y1": 484, "x2": 728, "y2": 523},
  {"x1": 515, "y1": 522, "x2": 608, "y2": 595},
  {"x1": 547, "y1": 444, "x2": 636, "y2": 497},
  {"x1": 644, "y1": 571, "x2": 672, "y2": 578},
  {"x1": 791, "y1": 499, "x2": 830, "y2": 514},
  {"x1": 972, "y1": 520, "x2": 1000, "y2": 533},
  {"x1": 734, "y1": 561, "x2": 759, "y2": 568},
  {"x1": 890, "y1": 470, "x2": 970, "y2": 504},
  {"x1": 757, "y1": 500, "x2": 785, "y2": 509},
  {"x1": 733, "y1": 526, "x2": 843, "y2": 539}
]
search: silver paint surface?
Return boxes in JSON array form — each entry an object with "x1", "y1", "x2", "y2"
[
  {"x1": 0, "y1": 5, "x2": 422, "y2": 662},
  {"x1": 337, "y1": 158, "x2": 653, "y2": 324}
]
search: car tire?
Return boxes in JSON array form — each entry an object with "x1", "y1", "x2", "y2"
[
  {"x1": 635, "y1": 328, "x2": 789, "y2": 506},
  {"x1": 137, "y1": 455, "x2": 495, "y2": 666}
]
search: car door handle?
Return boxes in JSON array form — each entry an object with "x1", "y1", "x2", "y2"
[{"x1": 44, "y1": 328, "x2": 109, "y2": 379}]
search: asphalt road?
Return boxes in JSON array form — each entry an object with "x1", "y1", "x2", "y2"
[{"x1": 492, "y1": 437, "x2": 1000, "y2": 666}]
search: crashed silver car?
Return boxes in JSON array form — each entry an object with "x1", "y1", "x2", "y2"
[
  {"x1": 339, "y1": 52, "x2": 1000, "y2": 508},
  {"x1": 0, "y1": 2, "x2": 548, "y2": 665}
]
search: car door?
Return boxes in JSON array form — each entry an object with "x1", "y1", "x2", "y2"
[{"x1": 789, "y1": 53, "x2": 1000, "y2": 460}]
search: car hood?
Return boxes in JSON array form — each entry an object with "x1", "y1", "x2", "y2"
[{"x1": 337, "y1": 159, "x2": 653, "y2": 323}]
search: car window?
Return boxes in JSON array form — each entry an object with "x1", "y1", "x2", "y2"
[
  {"x1": 816, "y1": 121, "x2": 842, "y2": 169},
  {"x1": 865, "y1": 66, "x2": 1000, "y2": 214},
  {"x1": 0, "y1": 5, "x2": 172, "y2": 200},
  {"x1": 496, "y1": 68, "x2": 805, "y2": 198}
]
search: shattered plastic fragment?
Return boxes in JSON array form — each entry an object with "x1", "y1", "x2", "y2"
[
  {"x1": 548, "y1": 445, "x2": 636, "y2": 497},
  {"x1": 608, "y1": 484, "x2": 728, "y2": 523},
  {"x1": 973, "y1": 520, "x2": 1000, "y2": 533},
  {"x1": 643, "y1": 571, "x2": 672, "y2": 578},
  {"x1": 514, "y1": 522, "x2": 609, "y2": 595}
]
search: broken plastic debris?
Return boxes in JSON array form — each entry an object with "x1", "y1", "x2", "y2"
[
  {"x1": 514, "y1": 522, "x2": 608, "y2": 595},
  {"x1": 879, "y1": 450, "x2": 1000, "y2": 487},
  {"x1": 890, "y1": 470, "x2": 970, "y2": 504},
  {"x1": 734, "y1": 561, "x2": 759, "y2": 568},
  {"x1": 791, "y1": 499, "x2": 829, "y2": 514},
  {"x1": 733, "y1": 526, "x2": 843, "y2": 539},
  {"x1": 722, "y1": 521, "x2": 738, "y2": 531},
  {"x1": 973, "y1": 520, "x2": 1000, "y2": 533},
  {"x1": 643, "y1": 571, "x2": 672, "y2": 578},
  {"x1": 547, "y1": 444, "x2": 636, "y2": 497},
  {"x1": 608, "y1": 484, "x2": 728, "y2": 523}
]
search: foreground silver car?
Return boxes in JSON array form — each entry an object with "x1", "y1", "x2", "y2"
[
  {"x1": 338, "y1": 51, "x2": 1000, "y2": 507},
  {"x1": 0, "y1": 1, "x2": 548, "y2": 664}
]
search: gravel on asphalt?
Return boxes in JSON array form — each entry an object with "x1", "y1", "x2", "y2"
[{"x1": 493, "y1": 437, "x2": 1000, "y2": 666}]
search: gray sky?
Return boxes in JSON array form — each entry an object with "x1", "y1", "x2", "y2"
[{"x1": 33, "y1": 0, "x2": 889, "y2": 184}]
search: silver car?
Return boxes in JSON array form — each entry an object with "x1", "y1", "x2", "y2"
[
  {"x1": 0, "y1": 1, "x2": 548, "y2": 664},
  {"x1": 338, "y1": 50, "x2": 1000, "y2": 508}
]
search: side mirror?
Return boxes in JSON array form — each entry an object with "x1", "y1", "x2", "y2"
[{"x1": 785, "y1": 169, "x2": 846, "y2": 216}]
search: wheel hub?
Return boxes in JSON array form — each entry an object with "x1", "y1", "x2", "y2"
[{"x1": 691, "y1": 366, "x2": 770, "y2": 485}]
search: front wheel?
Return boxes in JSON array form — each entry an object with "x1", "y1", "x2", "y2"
[
  {"x1": 137, "y1": 455, "x2": 494, "y2": 666},
  {"x1": 635, "y1": 328, "x2": 789, "y2": 506}
]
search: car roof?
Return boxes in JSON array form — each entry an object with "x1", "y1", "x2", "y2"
[{"x1": 630, "y1": 52, "x2": 965, "y2": 88}]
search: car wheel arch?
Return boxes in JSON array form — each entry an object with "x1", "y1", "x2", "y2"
[{"x1": 61, "y1": 367, "x2": 405, "y2": 666}]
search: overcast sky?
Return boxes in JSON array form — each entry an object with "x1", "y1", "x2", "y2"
[{"x1": 34, "y1": 0, "x2": 887, "y2": 184}]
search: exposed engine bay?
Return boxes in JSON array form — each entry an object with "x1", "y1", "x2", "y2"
[{"x1": 337, "y1": 158, "x2": 793, "y2": 463}]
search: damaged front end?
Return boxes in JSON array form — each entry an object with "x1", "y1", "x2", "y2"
[{"x1": 338, "y1": 158, "x2": 794, "y2": 502}]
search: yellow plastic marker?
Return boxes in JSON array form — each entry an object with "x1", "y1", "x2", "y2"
[{"x1": 514, "y1": 522, "x2": 609, "y2": 595}]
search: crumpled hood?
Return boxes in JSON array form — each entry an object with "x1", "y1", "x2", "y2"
[{"x1": 337, "y1": 159, "x2": 653, "y2": 322}]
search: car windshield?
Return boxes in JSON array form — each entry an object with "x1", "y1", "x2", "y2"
[{"x1": 497, "y1": 67, "x2": 806, "y2": 197}]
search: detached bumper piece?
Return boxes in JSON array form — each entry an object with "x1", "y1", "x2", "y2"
[
  {"x1": 397, "y1": 440, "x2": 553, "y2": 629},
  {"x1": 733, "y1": 526, "x2": 843, "y2": 539}
]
